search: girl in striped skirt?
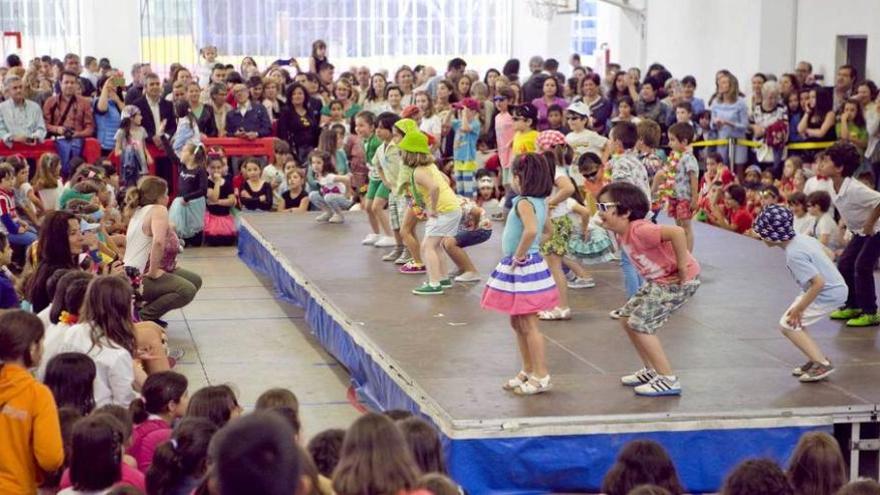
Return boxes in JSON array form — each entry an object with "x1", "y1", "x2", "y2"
[{"x1": 481, "y1": 153, "x2": 559, "y2": 395}]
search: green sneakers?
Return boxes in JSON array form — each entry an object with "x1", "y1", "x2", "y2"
[
  {"x1": 412, "y1": 282, "x2": 444, "y2": 296},
  {"x1": 830, "y1": 308, "x2": 862, "y2": 320},
  {"x1": 846, "y1": 313, "x2": 880, "y2": 327},
  {"x1": 439, "y1": 278, "x2": 453, "y2": 288}
]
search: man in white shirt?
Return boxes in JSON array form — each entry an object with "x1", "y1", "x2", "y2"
[{"x1": 0, "y1": 75, "x2": 47, "y2": 147}]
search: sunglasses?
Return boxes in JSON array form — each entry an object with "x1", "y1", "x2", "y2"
[
  {"x1": 512, "y1": 116, "x2": 526, "y2": 121},
  {"x1": 493, "y1": 96, "x2": 507, "y2": 102},
  {"x1": 584, "y1": 171, "x2": 599, "y2": 179},
  {"x1": 597, "y1": 202, "x2": 618, "y2": 212},
  {"x1": 566, "y1": 115, "x2": 586, "y2": 120}
]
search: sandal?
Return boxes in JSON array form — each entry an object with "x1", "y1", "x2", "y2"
[
  {"x1": 502, "y1": 371, "x2": 529, "y2": 391},
  {"x1": 538, "y1": 307, "x2": 572, "y2": 321},
  {"x1": 514, "y1": 375, "x2": 552, "y2": 395}
]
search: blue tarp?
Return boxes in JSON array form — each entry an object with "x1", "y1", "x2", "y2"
[{"x1": 238, "y1": 223, "x2": 827, "y2": 494}]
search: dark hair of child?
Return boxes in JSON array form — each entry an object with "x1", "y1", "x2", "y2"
[
  {"x1": 355, "y1": 110, "x2": 377, "y2": 128},
  {"x1": 48, "y1": 271, "x2": 93, "y2": 324},
  {"x1": 597, "y1": 182, "x2": 650, "y2": 221},
  {"x1": 668, "y1": 121, "x2": 695, "y2": 144},
  {"x1": 826, "y1": 141, "x2": 862, "y2": 177},
  {"x1": 548, "y1": 103, "x2": 563, "y2": 116},
  {"x1": 0, "y1": 310, "x2": 44, "y2": 369},
  {"x1": 511, "y1": 105, "x2": 537, "y2": 129},
  {"x1": 255, "y1": 387, "x2": 299, "y2": 414},
  {"x1": 307, "y1": 428, "x2": 346, "y2": 478},
  {"x1": 267, "y1": 406, "x2": 301, "y2": 438},
  {"x1": 721, "y1": 458, "x2": 793, "y2": 495},
  {"x1": 146, "y1": 417, "x2": 217, "y2": 495},
  {"x1": 706, "y1": 151, "x2": 724, "y2": 164},
  {"x1": 398, "y1": 416, "x2": 448, "y2": 475},
  {"x1": 332, "y1": 413, "x2": 419, "y2": 495},
  {"x1": 376, "y1": 111, "x2": 401, "y2": 131},
  {"x1": 858, "y1": 171, "x2": 876, "y2": 187},
  {"x1": 308, "y1": 149, "x2": 336, "y2": 175},
  {"x1": 600, "y1": 440, "x2": 685, "y2": 495},
  {"x1": 577, "y1": 151, "x2": 603, "y2": 176},
  {"x1": 726, "y1": 184, "x2": 747, "y2": 206},
  {"x1": 674, "y1": 101, "x2": 694, "y2": 114},
  {"x1": 416, "y1": 473, "x2": 461, "y2": 495},
  {"x1": 273, "y1": 138, "x2": 292, "y2": 156},
  {"x1": 788, "y1": 191, "x2": 807, "y2": 208},
  {"x1": 92, "y1": 404, "x2": 134, "y2": 444},
  {"x1": 762, "y1": 184, "x2": 781, "y2": 200},
  {"x1": 618, "y1": 95, "x2": 635, "y2": 110},
  {"x1": 129, "y1": 371, "x2": 188, "y2": 424},
  {"x1": 44, "y1": 352, "x2": 96, "y2": 416},
  {"x1": 68, "y1": 413, "x2": 125, "y2": 492},
  {"x1": 637, "y1": 119, "x2": 662, "y2": 149},
  {"x1": 611, "y1": 121, "x2": 639, "y2": 149},
  {"x1": 43, "y1": 406, "x2": 83, "y2": 489},
  {"x1": 806, "y1": 190, "x2": 832, "y2": 212},
  {"x1": 512, "y1": 153, "x2": 553, "y2": 198},
  {"x1": 384, "y1": 409, "x2": 414, "y2": 421},
  {"x1": 80, "y1": 275, "x2": 136, "y2": 355},
  {"x1": 186, "y1": 384, "x2": 240, "y2": 429},
  {"x1": 786, "y1": 431, "x2": 847, "y2": 495},
  {"x1": 837, "y1": 479, "x2": 880, "y2": 495},
  {"x1": 629, "y1": 485, "x2": 673, "y2": 495}
]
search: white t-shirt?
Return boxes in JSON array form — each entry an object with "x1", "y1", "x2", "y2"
[
  {"x1": 831, "y1": 177, "x2": 880, "y2": 236},
  {"x1": 61, "y1": 322, "x2": 135, "y2": 407},
  {"x1": 810, "y1": 213, "x2": 838, "y2": 245},
  {"x1": 318, "y1": 174, "x2": 346, "y2": 196},
  {"x1": 793, "y1": 214, "x2": 816, "y2": 236},
  {"x1": 804, "y1": 176, "x2": 836, "y2": 221},
  {"x1": 565, "y1": 129, "x2": 607, "y2": 162},
  {"x1": 420, "y1": 115, "x2": 442, "y2": 140},
  {"x1": 36, "y1": 321, "x2": 72, "y2": 381}
]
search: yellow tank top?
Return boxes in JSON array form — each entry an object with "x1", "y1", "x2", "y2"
[{"x1": 411, "y1": 164, "x2": 459, "y2": 214}]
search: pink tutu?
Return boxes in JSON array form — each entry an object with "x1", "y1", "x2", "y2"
[
  {"x1": 481, "y1": 254, "x2": 559, "y2": 316},
  {"x1": 204, "y1": 212, "x2": 236, "y2": 237}
]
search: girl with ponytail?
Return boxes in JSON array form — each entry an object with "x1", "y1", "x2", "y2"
[
  {"x1": 146, "y1": 417, "x2": 217, "y2": 495},
  {"x1": 127, "y1": 370, "x2": 189, "y2": 472}
]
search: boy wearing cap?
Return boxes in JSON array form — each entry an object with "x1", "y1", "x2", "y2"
[
  {"x1": 450, "y1": 98, "x2": 482, "y2": 197},
  {"x1": 565, "y1": 101, "x2": 608, "y2": 185},
  {"x1": 754, "y1": 204, "x2": 845, "y2": 382}
]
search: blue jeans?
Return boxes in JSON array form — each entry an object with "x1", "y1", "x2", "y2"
[
  {"x1": 8, "y1": 228, "x2": 37, "y2": 247},
  {"x1": 308, "y1": 191, "x2": 351, "y2": 212},
  {"x1": 621, "y1": 250, "x2": 644, "y2": 298}
]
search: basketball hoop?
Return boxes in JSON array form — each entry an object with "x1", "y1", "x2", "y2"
[{"x1": 527, "y1": 0, "x2": 561, "y2": 20}]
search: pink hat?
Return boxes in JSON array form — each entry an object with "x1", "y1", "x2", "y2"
[
  {"x1": 536, "y1": 130, "x2": 567, "y2": 150},
  {"x1": 453, "y1": 97, "x2": 481, "y2": 112},
  {"x1": 400, "y1": 105, "x2": 420, "y2": 118}
]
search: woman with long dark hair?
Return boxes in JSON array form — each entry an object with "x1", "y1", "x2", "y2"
[
  {"x1": 26, "y1": 210, "x2": 83, "y2": 313},
  {"x1": 278, "y1": 82, "x2": 321, "y2": 162}
]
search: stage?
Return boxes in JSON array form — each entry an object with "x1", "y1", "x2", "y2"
[{"x1": 238, "y1": 212, "x2": 880, "y2": 494}]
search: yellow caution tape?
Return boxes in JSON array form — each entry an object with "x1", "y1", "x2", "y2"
[{"x1": 690, "y1": 139, "x2": 836, "y2": 151}]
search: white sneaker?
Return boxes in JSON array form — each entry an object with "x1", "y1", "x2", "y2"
[
  {"x1": 328, "y1": 213, "x2": 344, "y2": 224},
  {"x1": 609, "y1": 307, "x2": 630, "y2": 319},
  {"x1": 349, "y1": 203, "x2": 362, "y2": 211},
  {"x1": 316, "y1": 211, "x2": 332, "y2": 223},
  {"x1": 374, "y1": 235, "x2": 397, "y2": 247},
  {"x1": 362, "y1": 233, "x2": 380, "y2": 245},
  {"x1": 568, "y1": 277, "x2": 596, "y2": 289},
  {"x1": 454, "y1": 271, "x2": 482, "y2": 283},
  {"x1": 634, "y1": 375, "x2": 681, "y2": 396},
  {"x1": 621, "y1": 367, "x2": 658, "y2": 386}
]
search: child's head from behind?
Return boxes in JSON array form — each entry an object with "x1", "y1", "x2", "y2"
[
  {"x1": 600, "y1": 439, "x2": 684, "y2": 495},
  {"x1": 186, "y1": 384, "x2": 241, "y2": 428},
  {"x1": 146, "y1": 417, "x2": 217, "y2": 495},
  {"x1": 307, "y1": 428, "x2": 346, "y2": 478},
  {"x1": 255, "y1": 387, "x2": 299, "y2": 415},
  {"x1": 241, "y1": 157, "x2": 262, "y2": 181},
  {"x1": 610, "y1": 121, "x2": 638, "y2": 151},
  {"x1": 667, "y1": 122, "x2": 695, "y2": 152},
  {"x1": 597, "y1": 182, "x2": 649, "y2": 232},
  {"x1": 721, "y1": 458, "x2": 792, "y2": 495},
  {"x1": 636, "y1": 120, "x2": 661, "y2": 150},
  {"x1": 397, "y1": 417, "x2": 447, "y2": 475},
  {"x1": 81, "y1": 275, "x2": 135, "y2": 354},
  {"x1": 511, "y1": 153, "x2": 553, "y2": 198},
  {"x1": 858, "y1": 171, "x2": 876, "y2": 189},
  {"x1": 130, "y1": 371, "x2": 189, "y2": 424},
  {"x1": 787, "y1": 431, "x2": 847, "y2": 495},
  {"x1": 536, "y1": 130, "x2": 572, "y2": 167},
  {"x1": 309, "y1": 150, "x2": 335, "y2": 176},
  {"x1": 753, "y1": 204, "x2": 795, "y2": 247},
  {"x1": 69, "y1": 413, "x2": 125, "y2": 492},
  {"x1": 416, "y1": 474, "x2": 460, "y2": 495},
  {"x1": 837, "y1": 479, "x2": 880, "y2": 495},
  {"x1": 760, "y1": 185, "x2": 781, "y2": 207},
  {"x1": 0, "y1": 310, "x2": 44, "y2": 368},
  {"x1": 806, "y1": 190, "x2": 831, "y2": 217},
  {"x1": 44, "y1": 352, "x2": 96, "y2": 416}
]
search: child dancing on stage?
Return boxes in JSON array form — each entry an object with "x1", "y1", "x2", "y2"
[
  {"x1": 597, "y1": 182, "x2": 700, "y2": 397},
  {"x1": 753, "y1": 205, "x2": 845, "y2": 382},
  {"x1": 482, "y1": 153, "x2": 559, "y2": 395}
]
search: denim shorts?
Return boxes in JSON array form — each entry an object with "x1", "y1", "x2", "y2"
[{"x1": 455, "y1": 228, "x2": 492, "y2": 248}]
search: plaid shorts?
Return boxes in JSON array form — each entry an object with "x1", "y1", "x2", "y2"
[
  {"x1": 389, "y1": 194, "x2": 406, "y2": 230},
  {"x1": 667, "y1": 198, "x2": 694, "y2": 220},
  {"x1": 623, "y1": 278, "x2": 700, "y2": 334}
]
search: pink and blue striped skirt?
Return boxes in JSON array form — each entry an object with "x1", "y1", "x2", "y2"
[{"x1": 481, "y1": 254, "x2": 559, "y2": 316}]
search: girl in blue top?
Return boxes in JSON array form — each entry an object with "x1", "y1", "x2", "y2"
[{"x1": 481, "y1": 153, "x2": 559, "y2": 395}]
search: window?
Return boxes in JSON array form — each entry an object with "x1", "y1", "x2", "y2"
[
  {"x1": 0, "y1": 0, "x2": 83, "y2": 58},
  {"x1": 570, "y1": 0, "x2": 598, "y2": 58}
]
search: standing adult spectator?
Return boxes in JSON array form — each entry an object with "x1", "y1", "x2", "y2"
[
  {"x1": 710, "y1": 71, "x2": 749, "y2": 175},
  {"x1": 0, "y1": 74, "x2": 47, "y2": 147},
  {"x1": 635, "y1": 77, "x2": 671, "y2": 131},
  {"x1": 209, "y1": 83, "x2": 232, "y2": 137},
  {"x1": 186, "y1": 81, "x2": 217, "y2": 137},
  {"x1": 424, "y1": 58, "x2": 467, "y2": 100},
  {"x1": 502, "y1": 58, "x2": 520, "y2": 84},
  {"x1": 278, "y1": 83, "x2": 320, "y2": 162},
  {"x1": 124, "y1": 62, "x2": 147, "y2": 105},
  {"x1": 53, "y1": 53, "x2": 96, "y2": 97},
  {"x1": 134, "y1": 73, "x2": 177, "y2": 185},
  {"x1": 93, "y1": 73, "x2": 125, "y2": 155},
  {"x1": 43, "y1": 71, "x2": 94, "y2": 176},
  {"x1": 576, "y1": 73, "x2": 613, "y2": 135},
  {"x1": 834, "y1": 64, "x2": 857, "y2": 112},
  {"x1": 531, "y1": 77, "x2": 567, "y2": 131},
  {"x1": 521, "y1": 56, "x2": 549, "y2": 103},
  {"x1": 225, "y1": 83, "x2": 271, "y2": 140},
  {"x1": 750, "y1": 80, "x2": 789, "y2": 177},
  {"x1": 795, "y1": 60, "x2": 815, "y2": 88}
]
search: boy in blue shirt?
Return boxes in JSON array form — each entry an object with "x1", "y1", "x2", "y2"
[
  {"x1": 450, "y1": 98, "x2": 482, "y2": 197},
  {"x1": 754, "y1": 205, "x2": 848, "y2": 382}
]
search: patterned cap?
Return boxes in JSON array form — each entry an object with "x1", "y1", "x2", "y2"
[
  {"x1": 754, "y1": 204, "x2": 796, "y2": 242},
  {"x1": 121, "y1": 105, "x2": 141, "y2": 119},
  {"x1": 536, "y1": 129, "x2": 567, "y2": 150}
]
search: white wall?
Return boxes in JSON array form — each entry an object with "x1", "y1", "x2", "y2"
[
  {"x1": 79, "y1": 0, "x2": 140, "y2": 83},
  {"x1": 795, "y1": 0, "x2": 879, "y2": 81},
  {"x1": 510, "y1": 2, "x2": 572, "y2": 80}
]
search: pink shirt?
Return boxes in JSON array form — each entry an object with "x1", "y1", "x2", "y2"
[
  {"x1": 59, "y1": 462, "x2": 146, "y2": 491},
  {"x1": 128, "y1": 418, "x2": 170, "y2": 472},
  {"x1": 495, "y1": 112, "x2": 515, "y2": 169},
  {"x1": 619, "y1": 220, "x2": 700, "y2": 285}
]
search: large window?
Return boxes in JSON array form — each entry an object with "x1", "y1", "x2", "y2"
[
  {"x1": 140, "y1": 0, "x2": 513, "y2": 72},
  {"x1": 0, "y1": 0, "x2": 82, "y2": 58},
  {"x1": 570, "y1": 0, "x2": 597, "y2": 57}
]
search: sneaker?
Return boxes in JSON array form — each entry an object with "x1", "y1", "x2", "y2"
[
  {"x1": 514, "y1": 374, "x2": 552, "y2": 395},
  {"x1": 328, "y1": 213, "x2": 344, "y2": 224},
  {"x1": 502, "y1": 371, "x2": 529, "y2": 391},
  {"x1": 316, "y1": 211, "x2": 332, "y2": 223},
  {"x1": 830, "y1": 307, "x2": 862, "y2": 320},
  {"x1": 791, "y1": 360, "x2": 814, "y2": 377},
  {"x1": 609, "y1": 307, "x2": 630, "y2": 320},
  {"x1": 447, "y1": 268, "x2": 464, "y2": 278},
  {"x1": 374, "y1": 235, "x2": 397, "y2": 248},
  {"x1": 412, "y1": 282, "x2": 443, "y2": 296},
  {"x1": 564, "y1": 269, "x2": 577, "y2": 282},
  {"x1": 798, "y1": 361, "x2": 835, "y2": 382},
  {"x1": 399, "y1": 262, "x2": 426, "y2": 274},
  {"x1": 362, "y1": 233, "x2": 380, "y2": 245},
  {"x1": 382, "y1": 247, "x2": 404, "y2": 262},
  {"x1": 394, "y1": 249, "x2": 412, "y2": 265},
  {"x1": 634, "y1": 375, "x2": 681, "y2": 396},
  {"x1": 568, "y1": 276, "x2": 596, "y2": 289},
  {"x1": 439, "y1": 278, "x2": 453, "y2": 288},
  {"x1": 846, "y1": 313, "x2": 880, "y2": 327},
  {"x1": 454, "y1": 271, "x2": 482, "y2": 283},
  {"x1": 538, "y1": 307, "x2": 572, "y2": 320},
  {"x1": 621, "y1": 367, "x2": 658, "y2": 386}
]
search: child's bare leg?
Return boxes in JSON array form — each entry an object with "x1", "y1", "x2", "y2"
[
  {"x1": 135, "y1": 321, "x2": 171, "y2": 374},
  {"x1": 421, "y1": 236, "x2": 444, "y2": 284},
  {"x1": 372, "y1": 197, "x2": 393, "y2": 237},
  {"x1": 630, "y1": 331, "x2": 674, "y2": 376},
  {"x1": 520, "y1": 314, "x2": 548, "y2": 377},
  {"x1": 622, "y1": 320, "x2": 653, "y2": 368},
  {"x1": 562, "y1": 257, "x2": 591, "y2": 279},
  {"x1": 679, "y1": 218, "x2": 694, "y2": 252},
  {"x1": 400, "y1": 209, "x2": 422, "y2": 263},
  {"x1": 546, "y1": 254, "x2": 569, "y2": 309},
  {"x1": 511, "y1": 315, "x2": 533, "y2": 374},
  {"x1": 782, "y1": 328, "x2": 828, "y2": 363},
  {"x1": 442, "y1": 237, "x2": 477, "y2": 273},
  {"x1": 365, "y1": 198, "x2": 379, "y2": 234}
]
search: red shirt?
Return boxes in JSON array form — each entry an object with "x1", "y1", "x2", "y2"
[{"x1": 726, "y1": 206, "x2": 754, "y2": 234}]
